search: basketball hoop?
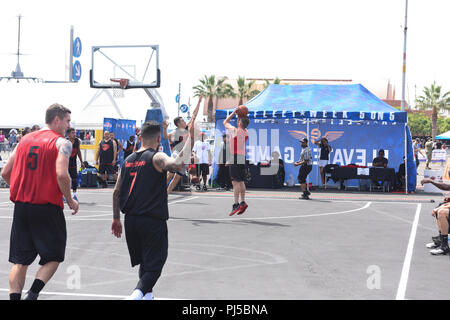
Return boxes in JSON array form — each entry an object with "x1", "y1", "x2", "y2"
[{"x1": 110, "y1": 78, "x2": 129, "y2": 98}]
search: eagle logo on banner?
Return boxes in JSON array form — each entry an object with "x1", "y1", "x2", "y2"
[{"x1": 288, "y1": 130, "x2": 344, "y2": 143}]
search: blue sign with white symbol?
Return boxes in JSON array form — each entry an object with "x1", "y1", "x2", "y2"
[
  {"x1": 175, "y1": 94, "x2": 180, "y2": 103},
  {"x1": 73, "y1": 37, "x2": 82, "y2": 58},
  {"x1": 72, "y1": 60, "x2": 82, "y2": 81},
  {"x1": 180, "y1": 104, "x2": 188, "y2": 113}
]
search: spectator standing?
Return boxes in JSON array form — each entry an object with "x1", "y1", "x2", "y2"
[
  {"x1": 193, "y1": 132, "x2": 211, "y2": 191},
  {"x1": 217, "y1": 134, "x2": 232, "y2": 191},
  {"x1": 294, "y1": 138, "x2": 313, "y2": 200},
  {"x1": 425, "y1": 138, "x2": 433, "y2": 170}
]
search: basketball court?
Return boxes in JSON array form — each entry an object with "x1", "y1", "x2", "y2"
[{"x1": 0, "y1": 187, "x2": 447, "y2": 300}]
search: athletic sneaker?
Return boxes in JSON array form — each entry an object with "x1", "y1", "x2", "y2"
[
  {"x1": 196, "y1": 185, "x2": 201, "y2": 191},
  {"x1": 426, "y1": 242, "x2": 440, "y2": 249},
  {"x1": 430, "y1": 245, "x2": 450, "y2": 255},
  {"x1": 305, "y1": 190, "x2": 311, "y2": 196},
  {"x1": 23, "y1": 291, "x2": 39, "y2": 300},
  {"x1": 432, "y1": 235, "x2": 440, "y2": 242},
  {"x1": 203, "y1": 185, "x2": 207, "y2": 191},
  {"x1": 300, "y1": 193, "x2": 310, "y2": 200},
  {"x1": 237, "y1": 201, "x2": 248, "y2": 215},
  {"x1": 229, "y1": 203, "x2": 241, "y2": 216}
]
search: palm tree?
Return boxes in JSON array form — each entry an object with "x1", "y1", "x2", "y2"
[
  {"x1": 415, "y1": 82, "x2": 450, "y2": 140},
  {"x1": 192, "y1": 75, "x2": 227, "y2": 123},
  {"x1": 236, "y1": 76, "x2": 260, "y2": 105},
  {"x1": 214, "y1": 83, "x2": 236, "y2": 121},
  {"x1": 263, "y1": 77, "x2": 282, "y2": 88}
]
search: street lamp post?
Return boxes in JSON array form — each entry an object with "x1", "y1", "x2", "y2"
[{"x1": 401, "y1": 0, "x2": 408, "y2": 112}]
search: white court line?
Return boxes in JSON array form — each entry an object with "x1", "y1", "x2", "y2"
[
  {"x1": 1, "y1": 200, "x2": 371, "y2": 222},
  {"x1": 168, "y1": 196, "x2": 199, "y2": 205},
  {"x1": 0, "y1": 288, "x2": 180, "y2": 300},
  {"x1": 171, "y1": 201, "x2": 372, "y2": 222},
  {"x1": 0, "y1": 197, "x2": 200, "y2": 220},
  {"x1": 395, "y1": 203, "x2": 422, "y2": 300}
]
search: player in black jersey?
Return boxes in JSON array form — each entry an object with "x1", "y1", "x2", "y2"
[
  {"x1": 96, "y1": 131, "x2": 117, "y2": 188},
  {"x1": 111, "y1": 120, "x2": 194, "y2": 300},
  {"x1": 67, "y1": 128, "x2": 85, "y2": 201},
  {"x1": 123, "y1": 135, "x2": 136, "y2": 159}
]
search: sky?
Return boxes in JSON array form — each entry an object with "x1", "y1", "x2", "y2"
[{"x1": 0, "y1": 0, "x2": 449, "y2": 127}]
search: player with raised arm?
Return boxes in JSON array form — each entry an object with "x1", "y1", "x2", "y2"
[
  {"x1": 223, "y1": 106, "x2": 250, "y2": 216},
  {"x1": 167, "y1": 96, "x2": 203, "y2": 193}
]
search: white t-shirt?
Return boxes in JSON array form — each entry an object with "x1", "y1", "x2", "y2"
[{"x1": 193, "y1": 140, "x2": 210, "y2": 164}]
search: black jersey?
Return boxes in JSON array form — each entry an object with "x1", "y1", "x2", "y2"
[
  {"x1": 124, "y1": 140, "x2": 135, "y2": 159},
  {"x1": 99, "y1": 139, "x2": 114, "y2": 165},
  {"x1": 69, "y1": 138, "x2": 80, "y2": 169},
  {"x1": 319, "y1": 143, "x2": 331, "y2": 160},
  {"x1": 119, "y1": 148, "x2": 168, "y2": 220}
]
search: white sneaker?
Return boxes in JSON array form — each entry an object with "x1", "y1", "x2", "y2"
[
  {"x1": 124, "y1": 289, "x2": 143, "y2": 300},
  {"x1": 430, "y1": 246, "x2": 450, "y2": 255},
  {"x1": 142, "y1": 292, "x2": 154, "y2": 300},
  {"x1": 426, "y1": 242, "x2": 439, "y2": 249}
]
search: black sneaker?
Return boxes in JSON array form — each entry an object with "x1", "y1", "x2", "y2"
[
  {"x1": 196, "y1": 185, "x2": 201, "y2": 191},
  {"x1": 300, "y1": 193, "x2": 310, "y2": 200},
  {"x1": 305, "y1": 190, "x2": 311, "y2": 196},
  {"x1": 203, "y1": 185, "x2": 207, "y2": 191},
  {"x1": 23, "y1": 290, "x2": 39, "y2": 300},
  {"x1": 430, "y1": 244, "x2": 450, "y2": 255},
  {"x1": 229, "y1": 203, "x2": 241, "y2": 216}
]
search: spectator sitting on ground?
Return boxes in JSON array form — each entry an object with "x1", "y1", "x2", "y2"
[{"x1": 421, "y1": 179, "x2": 450, "y2": 255}]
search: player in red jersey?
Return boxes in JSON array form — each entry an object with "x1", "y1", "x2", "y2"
[
  {"x1": 1, "y1": 103, "x2": 79, "y2": 300},
  {"x1": 223, "y1": 108, "x2": 250, "y2": 216}
]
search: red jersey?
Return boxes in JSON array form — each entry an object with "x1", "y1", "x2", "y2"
[
  {"x1": 229, "y1": 128, "x2": 249, "y2": 156},
  {"x1": 10, "y1": 129, "x2": 64, "y2": 209}
]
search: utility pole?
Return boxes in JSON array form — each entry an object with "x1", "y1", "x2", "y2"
[
  {"x1": 177, "y1": 83, "x2": 181, "y2": 117},
  {"x1": 69, "y1": 26, "x2": 74, "y2": 82},
  {"x1": 401, "y1": 0, "x2": 408, "y2": 111}
]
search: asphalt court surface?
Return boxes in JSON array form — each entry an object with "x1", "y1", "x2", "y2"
[{"x1": 0, "y1": 188, "x2": 448, "y2": 300}]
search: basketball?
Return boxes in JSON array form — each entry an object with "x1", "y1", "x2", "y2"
[{"x1": 236, "y1": 105, "x2": 248, "y2": 118}]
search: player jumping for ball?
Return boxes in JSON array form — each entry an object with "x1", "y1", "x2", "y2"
[{"x1": 223, "y1": 106, "x2": 249, "y2": 216}]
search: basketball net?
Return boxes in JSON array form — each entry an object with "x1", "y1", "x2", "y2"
[{"x1": 110, "y1": 78, "x2": 129, "y2": 99}]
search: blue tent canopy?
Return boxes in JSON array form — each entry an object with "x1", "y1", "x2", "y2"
[
  {"x1": 213, "y1": 84, "x2": 416, "y2": 192},
  {"x1": 436, "y1": 131, "x2": 450, "y2": 140},
  {"x1": 215, "y1": 84, "x2": 407, "y2": 123}
]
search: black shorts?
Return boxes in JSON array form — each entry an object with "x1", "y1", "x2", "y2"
[
  {"x1": 229, "y1": 164, "x2": 246, "y2": 182},
  {"x1": 9, "y1": 202, "x2": 67, "y2": 266},
  {"x1": 124, "y1": 215, "x2": 168, "y2": 270},
  {"x1": 99, "y1": 164, "x2": 115, "y2": 175},
  {"x1": 298, "y1": 165, "x2": 312, "y2": 184},
  {"x1": 196, "y1": 164, "x2": 209, "y2": 176}
]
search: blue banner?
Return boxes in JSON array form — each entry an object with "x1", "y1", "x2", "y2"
[
  {"x1": 103, "y1": 118, "x2": 136, "y2": 165},
  {"x1": 213, "y1": 118, "x2": 416, "y2": 191},
  {"x1": 144, "y1": 109, "x2": 171, "y2": 156}
]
